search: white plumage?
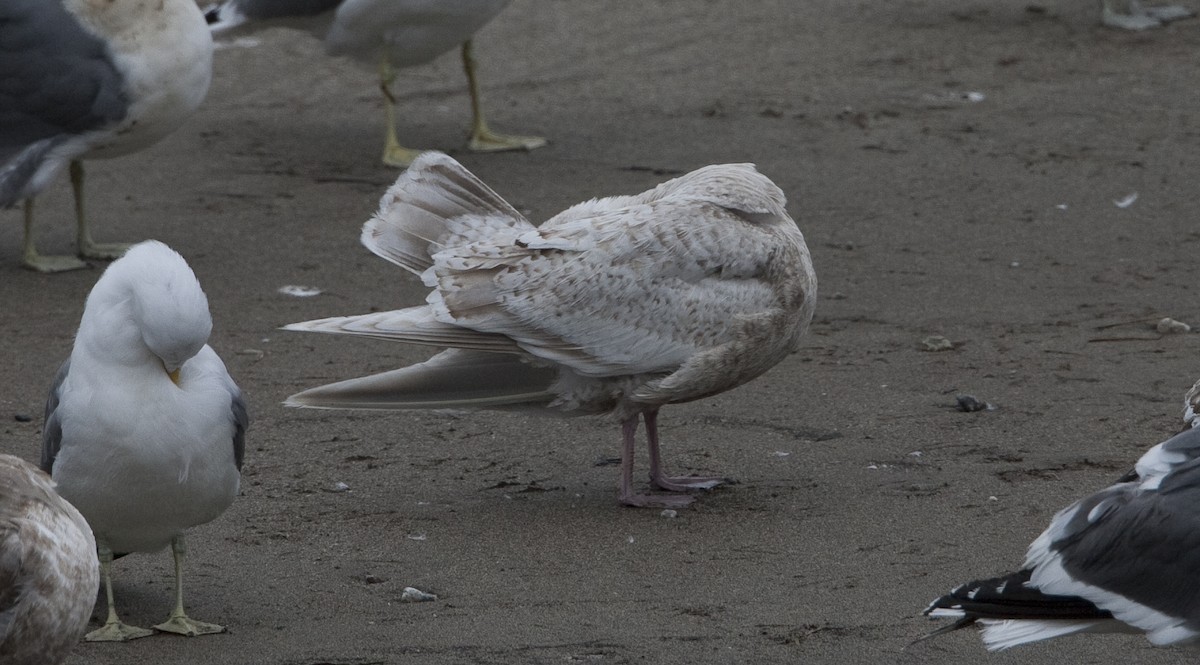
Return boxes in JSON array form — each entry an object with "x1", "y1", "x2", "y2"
[
  {"x1": 286, "y1": 152, "x2": 816, "y2": 507},
  {"x1": 0, "y1": 454, "x2": 97, "y2": 665},
  {"x1": 42, "y1": 240, "x2": 247, "y2": 641}
]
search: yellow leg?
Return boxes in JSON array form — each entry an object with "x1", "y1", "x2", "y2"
[
  {"x1": 462, "y1": 40, "x2": 546, "y2": 153},
  {"x1": 85, "y1": 544, "x2": 154, "y2": 642},
  {"x1": 20, "y1": 197, "x2": 88, "y2": 272},
  {"x1": 153, "y1": 535, "x2": 225, "y2": 636},
  {"x1": 379, "y1": 56, "x2": 424, "y2": 168},
  {"x1": 71, "y1": 160, "x2": 129, "y2": 261}
]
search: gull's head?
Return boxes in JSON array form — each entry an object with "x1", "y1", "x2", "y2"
[{"x1": 82, "y1": 241, "x2": 212, "y2": 376}]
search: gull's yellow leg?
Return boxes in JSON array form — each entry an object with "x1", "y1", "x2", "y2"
[
  {"x1": 153, "y1": 535, "x2": 225, "y2": 636},
  {"x1": 85, "y1": 544, "x2": 154, "y2": 642},
  {"x1": 379, "y1": 56, "x2": 424, "y2": 168},
  {"x1": 20, "y1": 197, "x2": 88, "y2": 272},
  {"x1": 72, "y1": 160, "x2": 129, "y2": 261},
  {"x1": 462, "y1": 40, "x2": 546, "y2": 153}
]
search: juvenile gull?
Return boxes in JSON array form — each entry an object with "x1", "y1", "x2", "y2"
[
  {"x1": 0, "y1": 0, "x2": 213, "y2": 272},
  {"x1": 923, "y1": 381, "x2": 1200, "y2": 650},
  {"x1": 42, "y1": 240, "x2": 247, "y2": 641},
  {"x1": 285, "y1": 152, "x2": 816, "y2": 508},
  {"x1": 0, "y1": 454, "x2": 98, "y2": 665},
  {"x1": 205, "y1": 0, "x2": 545, "y2": 167}
]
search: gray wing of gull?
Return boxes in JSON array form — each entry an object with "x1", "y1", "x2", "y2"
[
  {"x1": 39, "y1": 359, "x2": 70, "y2": 474},
  {"x1": 0, "y1": 0, "x2": 128, "y2": 205}
]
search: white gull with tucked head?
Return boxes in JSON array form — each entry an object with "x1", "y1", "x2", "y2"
[
  {"x1": 285, "y1": 152, "x2": 816, "y2": 508},
  {"x1": 924, "y1": 380, "x2": 1200, "y2": 650},
  {"x1": 0, "y1": 454, "x2": 97, "y2": 665},
  {"x1": 42, "y1": 240, "x2": 247, "y2": 641}
]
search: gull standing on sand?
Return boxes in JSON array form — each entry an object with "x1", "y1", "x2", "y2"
[
  {"x1": 0, "y1": 0, "x2": 213, "y2": 272},
  {"x1": 285, "y1": 152, "x2": 816, "y2": 508},
  {"x1": 42, "y1": 241, "x2": 247, "y2": 641},
  {"x1": 923, "y1": 381, "x2": 1200, "y2": 650},
  {"x1": 205, "y1": 0, "x2": 546, "y2": 167},
  {"x1": 0, "y1": 454, "x2": 98, "y2": 665}
]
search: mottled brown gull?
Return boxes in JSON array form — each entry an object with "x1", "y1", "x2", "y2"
[
  {"x1": 42, "y1": 240, "x2": 248, "y2": 641},
  {"x1": 285, "y1": 152, "x2": 816, "y2": 508},
  {"x1": 0, "y1": 454, "x2": 97, "y2": 665}
]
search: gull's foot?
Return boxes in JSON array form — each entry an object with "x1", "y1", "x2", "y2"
[
  {"x1": 650, "y1": 474, "x2": 728, "y2": 493},
  {"x1": 467, "y1": 128, "x2": 547, "y2": 153},
  {"x1": 1146, "y1": 5, "x2": 1194, "y2": 21},
  {"x1": 85, "y1": 620, "x2": 155, "y2": 642},
  {"x1": 382, "y1": 144, "x2": 426, "y2": 169},
  {"x1": 619, "y1": 492, "x2": 697, "y2": 509},
  {"x1": 154, "y1": 614, "x2": 226, "y2": 637},
  {"x1": 22, "y1": 253, "x2": 89, "y2": 273},
  {"x1": 79, "y1": 241, "x2": 131, "y2": 261}
]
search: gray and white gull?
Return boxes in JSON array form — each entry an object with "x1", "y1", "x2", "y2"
[
  {"x1": 923, "y1": 380, "x2": 1200, "y2": 650},
  {"x1": 42, "y1": 240, "x2": 247, "y2": 641},
  {"x1": 0, "y1": 0, "x2": 212, "y2": 272},
  {"x1": 0, "y1": 454, "x2": 97, "y2": 665},
  {"x1": 205, "y1": 0, "x2": 544, "y2": 167},
  {"x1": 285, "y1": 152, "x2": 816, "y2": 508}
]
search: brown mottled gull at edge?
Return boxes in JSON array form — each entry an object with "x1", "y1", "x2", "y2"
[
  {"x1": 0, "y1": 454, "x2": 97, "y2": 665},
  {"x1": 284, "y1": 151, "x2": 816, "y2": 508}
]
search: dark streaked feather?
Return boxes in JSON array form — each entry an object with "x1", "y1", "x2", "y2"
[{"x1": 39, "y1": 359, "x2": 70, "y2": 474}]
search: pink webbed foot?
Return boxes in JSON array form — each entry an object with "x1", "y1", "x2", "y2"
[
  {"x1": 650, "y1": 474, "x2": 728, "y2": 493},
  {"x1": 619, "y1": 491, "x2": 698, "y2": 509}
]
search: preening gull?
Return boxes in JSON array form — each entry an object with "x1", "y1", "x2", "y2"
[
  {"x1": 205, "y1": 0, "x2": 546, "y2": 167},
  {"x1": 42, "y1": 240, "x2": 247, "y2": 641},
  {"x1": 923, "y1": 381, "x2": 1200, "y2": 650},
  {"x1": 0, "y1": 0, "x2": 213, "y2": 272},
  {"x1": 285, "y1": 152, "x2": 816, "y2": 508},
  {"x1": 0, "y1": 454, "x2": 98, "y2": 665},
  {"x1": 1101, "y1": 0, "x2": 1194, "y2": 30}
]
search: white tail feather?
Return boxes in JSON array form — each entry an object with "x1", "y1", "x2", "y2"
[
  {"x1": 284, "y1": 349, "x2": 557, "y2": 410},
  {"x1": 360, "y1": 151, "x2": 531, "y2": 274},
  {"x1": 978, "y1": 619, "x2": 1114, "y2": 651},
  {"x1": 282, "y1": 306, "x2": 520, "y2": 353}
]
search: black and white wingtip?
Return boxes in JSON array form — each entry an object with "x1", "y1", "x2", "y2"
[{"x1": 921, "y1": 570, "x2": 1114, "y2": 651}]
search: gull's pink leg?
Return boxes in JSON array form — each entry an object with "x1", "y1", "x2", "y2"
[
  {"x1": 617, "y1": 415, "x2": 696, "y2": 508},
  {"x1": 646, "y1": 410, "x2": 727, "y2": 492}
]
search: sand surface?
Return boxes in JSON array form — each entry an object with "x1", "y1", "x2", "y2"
[{"x1": 4, "y1": 0, "x2": 1200, "y2": 662}]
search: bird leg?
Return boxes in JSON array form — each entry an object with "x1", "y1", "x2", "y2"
[
  {"x1": 461, "y1": 40, "x2": 547, "y2": 154},
  {"x1": 617, "y1": 415, "x2": 699, "y2": 508},
  {"x1": 379, "y1": 56, "x2": 425, "y2": 168},
  {"x1": 153, "y1": 535, "x2": 225, "y2": 636},
  {"x1": 645, "y1": 409, "x2": 728, "y2": 492},
  {"x1": 85, "y1": 543, "x2": 154, "y2": 642},
  {"x1": 20, "y1": 197, "x2": 88, "y2": 272},
  {"x1": 72, "y1": 161, "x2": 130, "y2": 261}
]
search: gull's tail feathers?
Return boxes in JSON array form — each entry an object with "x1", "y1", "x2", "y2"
[
  {"x1": 282, "y1": 306, "x2": 520, "y2": 353},
  {"x1": 285, "y1": 349, "x2": 557, "y2": 410},
  {"x1": 361, "y1": 151, "x2": 532, "y2": 275}
]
